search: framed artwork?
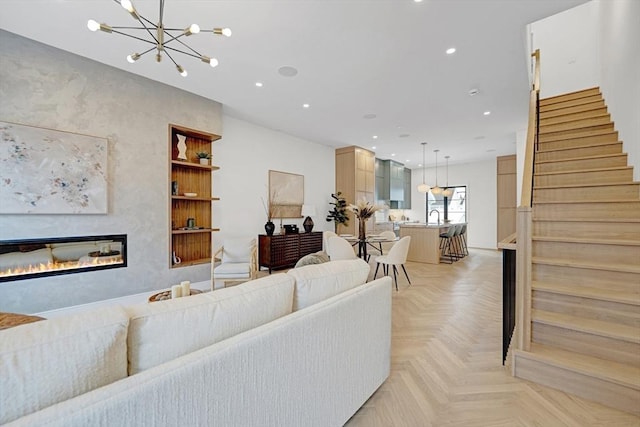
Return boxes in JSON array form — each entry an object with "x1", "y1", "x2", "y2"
[
  {"x1": 268, "y1": 170, "x2": 304, "y2": 218},
  {"x1": 0, "y1": 121, "x2": 108, "y2": 214}
]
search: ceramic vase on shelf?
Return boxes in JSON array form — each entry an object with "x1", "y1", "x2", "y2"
[
  {"x1": 199, "y1": 158, "x2": 209, "y2": 165},
  {"x1": 265, "y1": 221, "x2": 275, "y2": 236}
]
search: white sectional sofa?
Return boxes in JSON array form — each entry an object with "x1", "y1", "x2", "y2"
[{"x1": 1, "y1": 259, "x2": 392, "y2": 426}]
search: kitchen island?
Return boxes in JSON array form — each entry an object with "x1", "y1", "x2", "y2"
[{"x1": 400, "y1": 223, "x2": 466, "y2": 264}]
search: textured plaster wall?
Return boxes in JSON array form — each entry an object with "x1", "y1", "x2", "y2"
[{"x1": 0, "y1": 30, "x2": 222, "y2": 313}]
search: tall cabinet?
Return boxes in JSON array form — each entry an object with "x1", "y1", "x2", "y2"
[
  {"x1": 169, "y1": 124, "x2": 221, "y2": 268},
  {"x1": 335, "y1": 146, "x2": 375, "y2": 235}
]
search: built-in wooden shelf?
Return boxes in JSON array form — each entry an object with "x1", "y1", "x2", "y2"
[
  {"x1": 170, "y1": 160, "x2": 220, "y2": 171},
  {"x1": 172, "y1": 228, "x2": 221, "y2": 235}
]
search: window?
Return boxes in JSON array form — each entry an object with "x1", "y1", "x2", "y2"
[{"x1": 425, "y1": 186, "x2": 467, "y2": 223}]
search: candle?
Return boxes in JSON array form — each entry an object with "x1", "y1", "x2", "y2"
[
  {"x1": 180, "y1": 280, "x2": 191, "y2": 297},
  {"x1": 171, "y1": 285, "x2": 182, "y2": 299}
]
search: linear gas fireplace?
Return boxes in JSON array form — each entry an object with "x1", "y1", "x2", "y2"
[{"x1": 0, "y1": 234, "x2": 127, "y2": 283}]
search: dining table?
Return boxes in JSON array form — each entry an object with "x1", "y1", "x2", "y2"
[{"x1": 340, "y1": 234, "x2": 398, "y2": 260}]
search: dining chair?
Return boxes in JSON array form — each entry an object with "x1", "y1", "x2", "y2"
[
  {"x1": 212, "y1": 237, "x2": 257, "y2": 290},
  {"x1": 326, "y1": 236, "x2": 357, "y2": 260},
  {"x1": 367, "y1": 230, "x2": 397, "y2": 261},
  {"x1": 322, "y1": 230, "x2": 338, "y2": 252},
  {"x1": 373, "y1": 236, "x2": 411, "y2": 291}
]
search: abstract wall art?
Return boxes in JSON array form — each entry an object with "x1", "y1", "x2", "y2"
[
  {"x1": 0, "y1": 121, "x2": 108, "y2": 214},
  {"x1": 268, "y1": 170, "x2": 304, "y2": 218}
]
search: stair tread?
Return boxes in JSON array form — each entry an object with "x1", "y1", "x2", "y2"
[
  {"x1": 533, "y1": 218, "x2": 640, "y2": 223},
  {"x1": 533, "y1": 198, "x2": 640, "y2": 204},
  {"x1": 532, "y1": 281, "x2": 640, "y2": 306},
  {"x1": 539, "y1": 113, "x2": 610, "y2": 127},
  {"x1": 532, "y1": 257, "x2": 640, "y2": 274},
  {"x1": 532, "y1": 309, "x2": 640, "y2": 343},
  {"x1": 537, "y1": 140, "x2": 621, "y2": 153},
  {"x1": 540, "y1": 87, "x2": 601, "y2": 104},
  {"x1": 538, "y1": 128, "x2": 615, "y2": 141},
  {"x1": 539, "y1": 101, "x2": 605, "y2": 119},
  {"x1": 534, "y1": 166, "x2": 632, "y2": 176},
  {"x1": 532, "y1": 236, "x2": 640, "y2": 246},
  {"x1": 518, "y1": 343, "x2": 640, "y2": 389},
  {"x1": 534, "y1": 181, "x2": 639, "y2": 190},
  {"x1": 535, "y1": 153, "x2": 626, "y2": 165}
]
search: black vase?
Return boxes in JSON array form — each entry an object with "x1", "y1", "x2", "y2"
[{"x1": 265, "y1": 221, "x2": 275, "y2": 236}]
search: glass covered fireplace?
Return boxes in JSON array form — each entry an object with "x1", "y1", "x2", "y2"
[{"x1": 0, "y1": 234, "x2": 127, "y2": 283}]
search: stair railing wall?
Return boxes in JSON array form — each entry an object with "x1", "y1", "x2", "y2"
[{"x1": 514, "y1": 50, "x2": 540, "y2": 355}]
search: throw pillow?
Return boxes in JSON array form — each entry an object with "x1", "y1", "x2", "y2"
[{"x1": 294, "y1": 251, "x2": 330, "y2": 268}]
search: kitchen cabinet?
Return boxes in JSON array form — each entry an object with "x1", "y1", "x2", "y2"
[
  {"x1": 335, "y1": 146, "x2": 375, "y2": 235},
  {"x1": 403, "y1": 167, "x2": 412, "y2": 209}
]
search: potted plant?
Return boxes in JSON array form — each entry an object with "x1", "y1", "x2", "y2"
[
  {"x1": 326, "y1": 192, "x2": 349, "y2": 233},
  {"x1": 196, "y1": 151, "x2": 211, "y2": 165},
  {"x1": 261, "y1": 188, "x2": 278, "y2": 236},
  {"x1": 348, "y1": 199, "x2": 384, "y2": 241}
]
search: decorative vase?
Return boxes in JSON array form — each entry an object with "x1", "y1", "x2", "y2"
[
  {"x1": 358, "y1": 216, "x2": 367, "y2": 241},
  {"x1": 199, "y1": 158, "x2": 209, "y2": 165},
  {"x1": 176, "y1": 134, "x2": 188, "y2": 160},
  {"x1": 265, "y1": 221, "x2": 275, "y2": 236}
]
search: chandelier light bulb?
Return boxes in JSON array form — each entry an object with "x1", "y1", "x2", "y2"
[
  {"x1": 87, "y1": 20, "x2": 100, "y2": 32},
  {"x1": 127, "y1": 53, "x2": 140, "y2": 63},
  {"x1": 186, "y1": 24, "x2": 200, "y2": 35},
  {"x1": 177, "y1": 65, "x2": 188, "y2": 77},
  {"x1": 222, "y1": 28, "x2": 232, "y2": 37},
  {"x1": 121, "y1": 0, "x2": 134, "y2": 13}
]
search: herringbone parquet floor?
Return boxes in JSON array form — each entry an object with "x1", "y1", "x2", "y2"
[{"x1": 345, "y1": 249, "x2": 640, "y2": 427}]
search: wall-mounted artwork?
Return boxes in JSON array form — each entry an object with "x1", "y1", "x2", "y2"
[
  {"x1": 268, "y1": 170, "x2": 304, "y2": 218},
  {"x1": 0, "y1": 121, "x2": 108, "y2": 214}
]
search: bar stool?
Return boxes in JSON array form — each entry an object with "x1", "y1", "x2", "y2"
[
  {"x1": 439, "y1": 225, "x2": 457, "y2": 264},
  {"x1": 457, "y1": 224, "x2": 468, "y2": 257}
]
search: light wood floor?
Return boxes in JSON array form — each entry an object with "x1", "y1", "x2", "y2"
[{"x1": 345, "y1": 249, "x2": 640, "y2": 427}]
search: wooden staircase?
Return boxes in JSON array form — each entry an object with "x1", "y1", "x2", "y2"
[{"x1": 512, "y1": 87, "x2": 640, "y2": 415}]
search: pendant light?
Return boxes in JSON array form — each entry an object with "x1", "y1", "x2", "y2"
[
  {"x1": 431, "y1": 149, "x2": 443, "y2": 195},
  {"x1": 443, "y1": 155, "x2": 454, "y2": 198},
  {"x1": 417, "y1": 142, "x2": 430, "y2": 193}
]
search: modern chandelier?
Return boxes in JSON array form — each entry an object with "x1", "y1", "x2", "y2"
[
  {"x1": 417, "y1": 142, "x2": 430, "y2": 193},
  {"x1": 443, "y1": 155, "x2": 454, "y2": 198},
  {"x1": 87, "y1": 0, "x2": 232, "y2": 77},
  {"x1": 431, "y1": 149, "x2": 443, "y2": 195}
]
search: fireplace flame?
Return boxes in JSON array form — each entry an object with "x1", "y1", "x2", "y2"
[{"x1": 0, "y1": 256, "x2": 123, "y2": 278}]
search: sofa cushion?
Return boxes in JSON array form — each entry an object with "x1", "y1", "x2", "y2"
[
  {"x1": 126, "y1": 273, "x2": 295, "y2": 375},
  {"x1": 287, "y1": 258, "x2": 370, "y2": 310},
  {"x1": 213, "y1": 262, "x2": 250, "y2": 277},
  {"x1": 294, "y1": 250, "x2": 330, "y2": 268},
  {"x1": 0, "y1": 306, "x2": 129, "y2": 424}
]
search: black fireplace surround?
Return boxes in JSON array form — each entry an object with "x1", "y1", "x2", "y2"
[{"x1": 0, "y1": 234, "x2": 127, "y2": 283}]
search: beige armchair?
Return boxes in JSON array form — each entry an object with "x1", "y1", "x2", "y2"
[{"x1": 212, "y1": 237, "x2": 258, "y2": 290}]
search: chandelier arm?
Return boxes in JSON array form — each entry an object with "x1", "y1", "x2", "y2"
[
  {"x1": 165, "y1": 34, "x2": 204, "y2": 57},
  {"x1": 163, "y1": 45, "x2": 204, "y2": 60},
  {"x1": 110, "y1": 29, "x2": 158, "y2": 45},
  {"x1": 135, "y1": 46, "x2": 157, "y2": 58},
  {"x1": 162, "y1": 48, "x2": 180, "y2": 67}
]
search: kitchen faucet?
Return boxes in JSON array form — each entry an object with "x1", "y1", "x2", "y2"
[{"x1": 429, "y1": 209, "x2": 440, "y2": 224}]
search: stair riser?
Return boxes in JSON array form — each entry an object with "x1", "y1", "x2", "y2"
[
  {"x1": 533, "y1": 293, "x2": 639, "y2": 327},
  {"x1": 536, "y1": 143, "x2": 623, "y2": 162},
  {"x1": 533, "y1": 184, "x2": 640, "y2": 202},
  {"x1": 539, "y1": 109, "x2": 609, "y2": 127},
  {"x1": 539, "y1": 90, "x2": 602, "y2": 110},
  {"x1": 538, "y1": 124, "x2": 615, "y2": 142},
  {"x1": 539, "y1": 116, "x2": 611, "y2": 135},
  {"x1": 533, "y1": 241, "x2": 640, "y2": 265},
  {"x1": 534, "y1": 168, "x2": 633, "y2": 186},
  {"x1": 535, "y1": 155, "x2": 627, "y2": 173},
  {"x1": 513, "y1": 353, "x2": 640, "y2": 416},
  {"x1": 539, "y1": 100, "x2": 605, "y2": 120},
  {"x1": 533, "y1": 264, "x2": 640, "y2": 291},
  {"x1": 533, "y1": 220, "x2": 640, "y2": 240},
  {"x1": 538, "y1": 132, "x2": 618, "y2": 149},
  {"x1": 533, "y1": 201, "x2": 640, "y2": 220},
  {"x1": 532, "y1": 322, "x2": 639, "y2": 365}
]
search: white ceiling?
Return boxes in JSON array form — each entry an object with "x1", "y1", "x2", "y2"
[{"x1": 0, "y1": 0, "x2": 587, "y2": 168}]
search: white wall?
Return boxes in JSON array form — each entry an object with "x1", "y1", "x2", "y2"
[
  {"x1": 528, "y1": 0, "x2": 639, "y2": 180},
  {"x1": 409, "y1": 159, "x2": 497, "y2": 249},
  {"x1": 530, "y1": 2, "x2": 600, "y2": 98},
  {"x1": 214, "y1": 115, "x2": 335, "y2": 245},
  {"x1": 599, "y1": 0, "x2": 640, "y2": 180},
  {"x1": 0, "y1": 31, "x2": 335, "y2": 313}
]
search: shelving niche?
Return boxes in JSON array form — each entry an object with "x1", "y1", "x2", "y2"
[{"x1": 169, "y1": 124, "x2": 220, "y2": 268}]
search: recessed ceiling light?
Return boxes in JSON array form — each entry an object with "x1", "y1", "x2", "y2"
[
  {"x1": 446, "y1": 47, "x2": 456, "y2": 55},
  {"x1": 278, "y1": 66, "x2": 298, "y2": 77},
  {"x1": 372, "y1": 135, "x2": 378, "y2": 139},
  {"x1": 468, "y1": 88, "x2": 479, "y2": 96},
  {"x1": 399, "y1": 134, "x2": 410, "y2": 138},
  {"x1": 391, "y1": 153, "x2": 396, "y2": 157},
  {"x1": 483, "y1": 111, "x2": 491, "y2": 115},
  {"x1": 414, "y1": 0, "x2": 423, "y2": 2},
  {"x1": 474, "y1": 135, "x2": 485, "y2": 140},
  {"x1": 418, "y1": 164, "x2": 423, "y2": 167},
  {"x1": 406, "y1": 159, "x2": 410, "y2": 162},
  {"x1": 363, "y1": 113, "x2": 377, "y2": 119},
  {"x1": 372, "y1": 146, "x2": 377, "y2": 150},
  {"x1": 302, "y1": 103, "x2": 310, "y2": 109},
  {"x1": 486, "y1": 149, "x2": 496, "y2": 152},
  {"x1": 255, "y1": 82, "x2": 263, "y2": 87}
]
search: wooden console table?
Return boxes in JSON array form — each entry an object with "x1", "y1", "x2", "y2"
[{"x1": 258, "y1": 232, "x2": 323, "y2": 273}]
